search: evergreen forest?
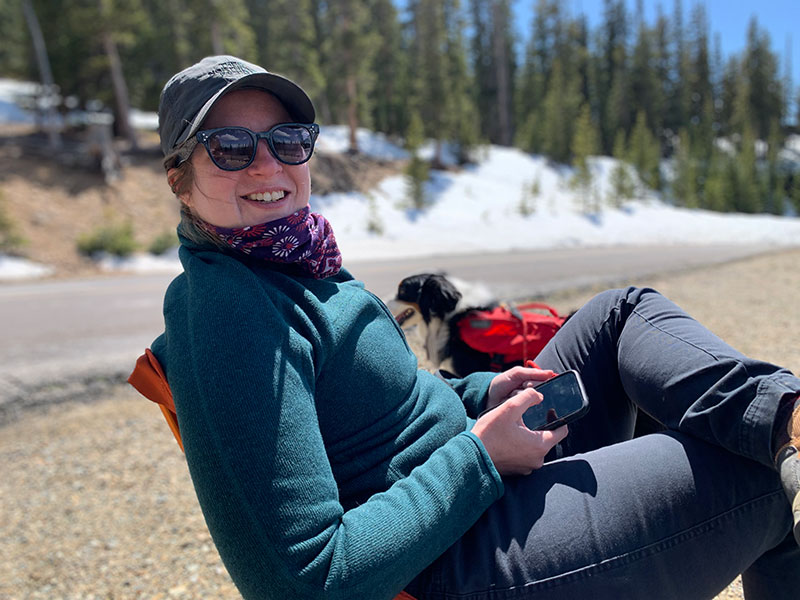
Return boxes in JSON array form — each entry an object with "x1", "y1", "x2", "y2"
[{"x1": 2, "y1": 0, "x2": 799, "y2": 214}]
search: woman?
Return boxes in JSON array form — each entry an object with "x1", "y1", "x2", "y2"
[{"x1": 149, "y1": 55, "x2": 799, "y2": 599}]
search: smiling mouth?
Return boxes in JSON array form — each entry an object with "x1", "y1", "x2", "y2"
[{"x1": 245, "y1": 190, "x2": 286, "y2": 203}]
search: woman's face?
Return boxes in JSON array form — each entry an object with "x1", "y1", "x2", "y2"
[{"x1": 179, "y1": 89, "x2": 312, "y2": 228}]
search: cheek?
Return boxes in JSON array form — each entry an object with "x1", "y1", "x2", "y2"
[
  {"x1": 193, "y1": 163, "x2": 241, "y2": 196},
  {"x1": 293, "y1": 166, "x2": 312, "y2": 194}
]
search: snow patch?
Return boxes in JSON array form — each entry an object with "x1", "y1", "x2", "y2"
[{"x1": 0, "y1": 255, "x2": 54, "y2": 281}]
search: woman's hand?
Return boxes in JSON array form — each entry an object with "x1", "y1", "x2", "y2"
[
  {"x1": 486, "y1": 365, "x2": 556, "y2": 411},
  {"x1": 472, "y1": 387, "x2": 569, "y2": 475}
]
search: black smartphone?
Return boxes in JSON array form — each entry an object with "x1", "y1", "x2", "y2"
[
  {"x1": 477, "y1": 370, "x2": 590, "y2": 429},
  {"x1": 522, "y1": 370, "x2": 589, "y2": 430}
]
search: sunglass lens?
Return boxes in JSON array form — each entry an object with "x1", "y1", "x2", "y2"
[
  {"x1": 207, "y1": 128, "x2": 254, "y2": 170},
  {"x1": 271, "y1": 125, "x2": 314, "y2": 164}
]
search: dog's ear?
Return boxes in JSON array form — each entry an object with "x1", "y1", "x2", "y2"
[
  {"x1": 397, "y1": 273, "x2": 436, "y2": 302},
  {"x1": 419, "y1": 274, "x2": 462, "y2": 322}
]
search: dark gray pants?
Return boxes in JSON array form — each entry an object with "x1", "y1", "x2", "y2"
[{"x1": 408, "y1": 287, "x2": 799, "y2": 599}]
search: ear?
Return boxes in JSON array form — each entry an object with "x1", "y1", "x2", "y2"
[
  {"x1": 419, "y1": 275, "x2": 462, "y2": 321},
  {"x1": 167, "y1": 168, "x2": 192, "y2": 207},
  {"x1": 397, "y1": 273, "x2": 434, "y2": 302},
  {"x1": 431, "y1": 275, "x2": 462, "y2": 313}
]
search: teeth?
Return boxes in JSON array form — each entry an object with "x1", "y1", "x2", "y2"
[{"x1": 247, "y1": 190, "x2": 285, "y2": 202}]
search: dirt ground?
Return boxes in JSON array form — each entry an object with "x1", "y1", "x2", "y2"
[
  {"x1": 0, "y1": 127, "x2": 402, "y2": 278},
  {"x1": 5, "y1": 247, "x2": 800, "y2": 599}
]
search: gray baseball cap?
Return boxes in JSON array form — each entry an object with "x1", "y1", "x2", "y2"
[{"x1": 158, "y1": 55, "x2": 315, "y2": 167}]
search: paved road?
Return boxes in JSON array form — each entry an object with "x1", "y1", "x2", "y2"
[{"x1": 0, "y1": 243, "x2": 781, "y2": 415}]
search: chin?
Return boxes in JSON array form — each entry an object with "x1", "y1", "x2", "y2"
[{"x1": 241, "y1": 195, "x2": 304, "y2": 224}]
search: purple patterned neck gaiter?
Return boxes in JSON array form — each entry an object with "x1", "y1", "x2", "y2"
[{"x1": 196, "y1": 206, "x2": 342, "y2": 279}]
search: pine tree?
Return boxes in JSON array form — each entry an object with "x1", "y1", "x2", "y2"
[
  {"x1": 609, "y1": 129, "x2": 636, "y2": 206},
  {"x1": 729, "y1": 61, "x2": 752, "y2": 143},
  {"x1": 668, "y1": 0, "x2": 692, "y2": 137},
  {"x1": 763, "y1": 119, "x2": 785, "y2": 215},
  {"x1": 442, "y1": 0, "x2": 480, "y2": 163},
  {"x1": 687, "y1": 4, "x2": 713, "y2": 136},
  {"x1": 732, "y1": 123, "x2": 761, "y2": 213},
  {"x1": 405, "y1": 111, "x2": 429, "y2": 210},
  {"x1": 604, "y1": 52, "x2": 631, "y2": 151},
  {"x1": 716, "y1": 55, "x2": 736, "y2": 136},
  {"x1": 796, "y1": 87, "x2": 800, "y2": 127},
  {"x1": 515, "y1": 0, "x2": 565, "y2": 154},
  {"x1": 469, "y1": 0, "x2": 516, "y2": 146},
  {"x1": 324, "y1": 0, "x2": 379, "y2": 152},
  {"x1": 516, "y1": 0, "x2": 558, "y2": 140},
  {"x1": 703, "y1": 149, "x2": 731, "y2": 212},
  {"x1": 490, "y1": 0, "x2": 515, "y2": 146},
  {"x1": 201, "y1": 0, "x2": 256, "y2": 59},
  {"x1": 791, "y1": 172, "x2": 800, "y2": 215},
  {"x1": 630, "y1": 1, "x2": 659, "y2": 136},
  {"x1": 570, "y1": 104, "x2": 600, "y2": 213},
  {"x1": 0, "y1": 0, "x2": 32, "y2": 79},
  {"x1": 469, "y1": 0, "x2": 493, "y2": 141},
  {"x1": 571, "y1": 104, "x2": 599, "y2": 184},
  {"x1": 409, "y1": 0, "x2": 449, "y2": 164},
  {"x1": 367, "y1": 0, "x2": 408, "y2": 136},
  {"x1": 597, "y1": 0, "x2": 630, "y2": 151},
  {"x1": 541, "y1": 58, "x2": 581, "y2": 163},
  {"x1": 248, "y1": 0, "x2": 324, "y2": 109},
  {"x1": 672, "y1": 128, "x2": 699, "y2": 208},
  {"x1": 628, "y1": 110, "x2": 660, "y2": 190},
  {"x1": 651, "y1": 9, "x2": 672, "y2": 144},
  {"x1": 742, "y1": 18, "x2": 784, "y2": 139}
]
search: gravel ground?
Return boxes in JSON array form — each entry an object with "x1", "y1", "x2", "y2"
[{"x1": 3, "y1": 247, "x2": 800, "y2": 599}]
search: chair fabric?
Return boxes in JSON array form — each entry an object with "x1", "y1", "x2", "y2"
[{"x1": 128, "y1": 348, "x2": 183, "y2": 450}]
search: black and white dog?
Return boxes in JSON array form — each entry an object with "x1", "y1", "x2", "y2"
[{"x1": 386, "y1": 273, "x2": 502, "y2": 376}]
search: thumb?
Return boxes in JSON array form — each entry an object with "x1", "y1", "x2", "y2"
[{"x1": 503, "y1": 387, "x2": 543, "y2": 419}]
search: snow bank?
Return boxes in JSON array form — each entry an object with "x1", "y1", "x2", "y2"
[{"x1": 0, "y1": 255, "x2": 54, "y2": 281}]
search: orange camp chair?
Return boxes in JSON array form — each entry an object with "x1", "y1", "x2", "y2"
[{"x1": 128, "y1": 349, "x2": 417, "y2": 600}]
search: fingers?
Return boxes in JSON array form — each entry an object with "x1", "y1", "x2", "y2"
[
  {"x1": 517, "y1": 424, "x2": 569, "y2": 473},
  {"x1": 472, "y1": 397, "x2": 570, "y2": 476},
  {"x1": 487, "y1": 366, "x2": 556, "y2": 408},
  {"x1": 505, "y1": 365, "x2": 556, "y2": 384},
  {"x1": 502, "y1": 386, "x2": 543, "y2": 419},
  {"x1": 543, "y1": 423, "x2": 569, "y2": 445}
]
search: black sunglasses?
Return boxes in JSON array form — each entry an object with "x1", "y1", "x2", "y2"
[{"x1": 193, "y1": 123, "x2": 320, "y2": 171}]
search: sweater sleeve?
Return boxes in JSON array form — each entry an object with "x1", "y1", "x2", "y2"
[
  {"x1": 163, "y1": 256, "x2": 503, "y2": 600},
  {"x1": 445, "y1": 371, "x2": 496, "y2": 418}
]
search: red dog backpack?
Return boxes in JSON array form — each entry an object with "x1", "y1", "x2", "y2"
[{"x1": 456, "y1": 302, "x2": 567, "y2": 370}]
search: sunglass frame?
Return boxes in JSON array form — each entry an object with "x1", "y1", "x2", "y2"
[{"x1": 195, "y1": 123, "x2": 320, "y2": 170}]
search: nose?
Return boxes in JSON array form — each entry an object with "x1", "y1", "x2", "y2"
[{"x1": 247, "y1": 139, "x2": 282, "y2": 176}]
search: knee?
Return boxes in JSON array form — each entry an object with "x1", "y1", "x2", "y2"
[{"x1": 587, "y1": 286, "x2": 659, "y2": 309}]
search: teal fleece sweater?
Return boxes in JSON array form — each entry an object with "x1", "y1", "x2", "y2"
[{"x1": 150, "y1": 239, "x2": 504, "y2": 600}]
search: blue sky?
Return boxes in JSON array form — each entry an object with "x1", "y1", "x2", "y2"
[{"x1": 515, "y1": 0, "x2": 799, "y2": 90}]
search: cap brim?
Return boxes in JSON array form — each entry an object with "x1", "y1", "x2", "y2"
[{"x1": 173, "y1": 72, "x2": 316, "y2": 149}]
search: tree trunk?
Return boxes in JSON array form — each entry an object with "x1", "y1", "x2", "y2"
[
  {"x1": 491, "y1": 0, "x2": 511, "y2": 146},
  {"x1": 346, "y1": 73, "x2": 359, "y2": 154},
  {"x1": 210, "y1": 21, "x2": 224, "y2": 55},
  {"x1": 21, "y1": 0, "x2": 61, "y2": 149},
  {"x1": 101, "y1": 29, "x2": 138, "y2": 150}
]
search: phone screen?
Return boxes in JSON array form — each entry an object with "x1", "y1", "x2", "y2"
[{"x1": 522, "y1": 370, "x2": 588, "y2": 430}]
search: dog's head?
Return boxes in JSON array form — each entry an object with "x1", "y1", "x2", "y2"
[
  {"x1": 391, "y1": 273, "x2": 462, "y2": 326},
  {"x1": 387, "y1": 273, "x2": 501, "y2": 373}
]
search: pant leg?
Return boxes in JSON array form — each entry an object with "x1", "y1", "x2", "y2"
[
  {"x1": 406, "y1": 432, "x2": 797, "y2": 600},
  {"x1": 743, "y1": 532, "x2": 800, "y2": 598},
  {"x1": 534, "y1": 287, "x2": 800, "y2": 468}
]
